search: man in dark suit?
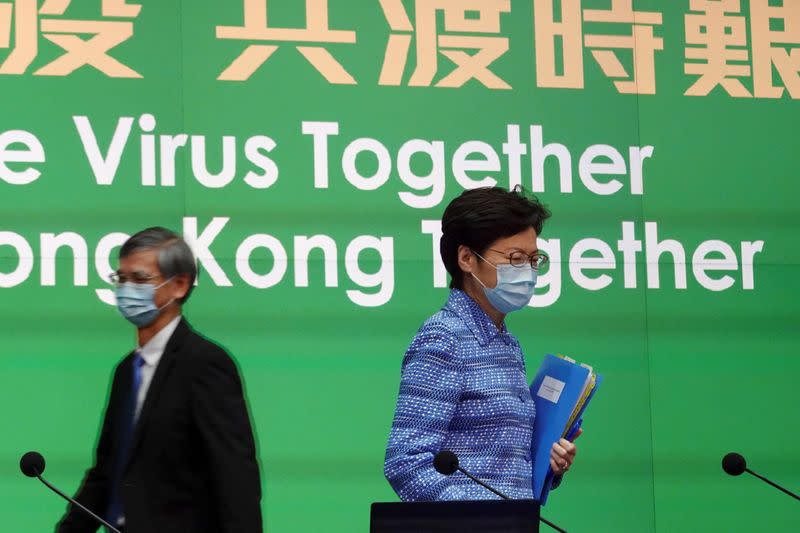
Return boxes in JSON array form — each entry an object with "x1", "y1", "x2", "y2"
[{"x1": 56, "y1": 227, "x2": 262, "y2": 533}]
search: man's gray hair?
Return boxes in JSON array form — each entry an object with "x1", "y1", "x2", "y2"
[{"x1": 119, "y1": 227, "x2": 197, "y2": 303}]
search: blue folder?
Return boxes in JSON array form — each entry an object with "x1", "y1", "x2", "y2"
[{"x1": 529, "y1": 354, "x2": 602, "y2": 505}]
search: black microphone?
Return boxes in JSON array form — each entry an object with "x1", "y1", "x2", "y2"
[
  {"x1": 433, "y1": 450, "x2": 568, "y2": 533},
  {"x1": 20, "y1": 451, "x2": 122, "y2": 533},
  {"x1": 722, "y1": 452, "x2": 800, "y2": 502}
]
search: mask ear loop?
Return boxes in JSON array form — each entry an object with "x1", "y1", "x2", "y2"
[
  {"x1": 154, "y1": 276, "x2": 177, "y2": 311},
  {"x1": 470, "y1": 251, "x2": 497, "y2": 289},
  {"x1": 471, "y1": 271, "x2": 488, "y2": 289}
]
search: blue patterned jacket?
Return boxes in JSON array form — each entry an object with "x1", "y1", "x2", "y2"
[{"x1": 384, "y1": 289, "x2": 536, "y2": 501}]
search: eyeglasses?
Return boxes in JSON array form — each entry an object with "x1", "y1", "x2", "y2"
[
  {"x1": 487, "y1": 249, "x2": 549, "y2": 270},
  {"x1": 108, "y1": 271, "x2": 163, "y2": 286}
]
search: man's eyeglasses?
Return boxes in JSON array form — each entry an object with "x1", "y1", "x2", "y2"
[
  {"x1": 108, "y1": 272, "x2": 162, "y2": 286},
  {"x1": 487, "y1": 249, "x2": 549, "y2": 270}
]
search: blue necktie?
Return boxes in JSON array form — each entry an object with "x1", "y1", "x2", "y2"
[{"x1": 106, "y1": 352, "x2": 145, "y2": 527}]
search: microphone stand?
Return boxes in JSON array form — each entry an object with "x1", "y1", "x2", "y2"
[
  {"x1": 456, "y1": 466, "x2": 568, "y2": 533},
  {"x1": 745, "y1": 468, "x2": 800, "y2": 502},
  {"x1": 33, "y1": 468, "x2": 122, "y2": 533}
]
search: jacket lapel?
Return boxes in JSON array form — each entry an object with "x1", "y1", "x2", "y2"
[
  {"x1": 114, "y1": 350, "x2": 136, "y2": 442},
  {"x1": 125, "y1": 318, "x2": 192, "y2": 470}
]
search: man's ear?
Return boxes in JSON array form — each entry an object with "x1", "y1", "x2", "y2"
[{"x1": 171, "y1": 274, "x2": 191, "y2": 301}]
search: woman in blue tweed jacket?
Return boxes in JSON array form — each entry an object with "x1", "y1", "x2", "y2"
[{"x1": 384, "y1": 186, "x2": 580, "y2": 501}]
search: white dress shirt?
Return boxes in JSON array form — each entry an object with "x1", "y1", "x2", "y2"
[
  {"x1": 119, "y1": 315, "x2": 182, "y2": 526},
  {"x1": 134, "y1": 315, "x2": 181, "y2": 420}
]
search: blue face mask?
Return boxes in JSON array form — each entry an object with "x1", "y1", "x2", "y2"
[
  {"x1": 115, "y1": 278, "x2": 174, "y2": 327},
  {"x1": 472, "y1": 254, "x2": 537, "y2": 314}
]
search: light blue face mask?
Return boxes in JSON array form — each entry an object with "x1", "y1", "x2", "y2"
[
  {"x1": 472, "y1": 253, "x2": 537, "y2": 314},
  {"x1": 115, "y1": 278, "x2": 174, "y2": 327}
]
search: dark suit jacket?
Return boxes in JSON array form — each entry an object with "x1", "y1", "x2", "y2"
[{"x1": 56, "y1": 318, "x2": 262, "y2": 533}]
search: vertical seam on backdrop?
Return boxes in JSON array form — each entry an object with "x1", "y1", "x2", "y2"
[
  {"x1": 632, "y1": 6, "x2": 658, "y2": 532},
  {"x1": 179, "y1": 0, "x2": 187, "y2": 229}
]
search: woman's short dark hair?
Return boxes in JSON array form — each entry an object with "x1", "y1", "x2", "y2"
[
  {"x1": 119, "y1": 227, "x2": 197, "y2": 303},
  {"x1": 440, "y1": 186, "x2": 551, "y2": 290}
]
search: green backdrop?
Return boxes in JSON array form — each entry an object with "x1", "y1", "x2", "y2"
[{"x1": 1, "y1": 1, "x2": 798, "y2": 531}]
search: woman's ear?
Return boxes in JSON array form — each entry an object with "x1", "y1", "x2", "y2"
[{"x1": 457, "y1": 245, "x2": 476, "y2": 275}]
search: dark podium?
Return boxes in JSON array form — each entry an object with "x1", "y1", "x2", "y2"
[{"x1": 370, "y1": 499, "x2": 540, "y2": 533}]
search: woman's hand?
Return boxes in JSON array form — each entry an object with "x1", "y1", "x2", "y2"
[{"x1": 550, "y1": 428, "x2": 582, "y2": 476}]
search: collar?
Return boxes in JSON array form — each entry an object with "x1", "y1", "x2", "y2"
[
  {"x1": 444, "y1": 289, "x2": 511, "y2": 346},
  {"x1": 137, "y1": 315, "x2": 182, "y2": 366}
]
